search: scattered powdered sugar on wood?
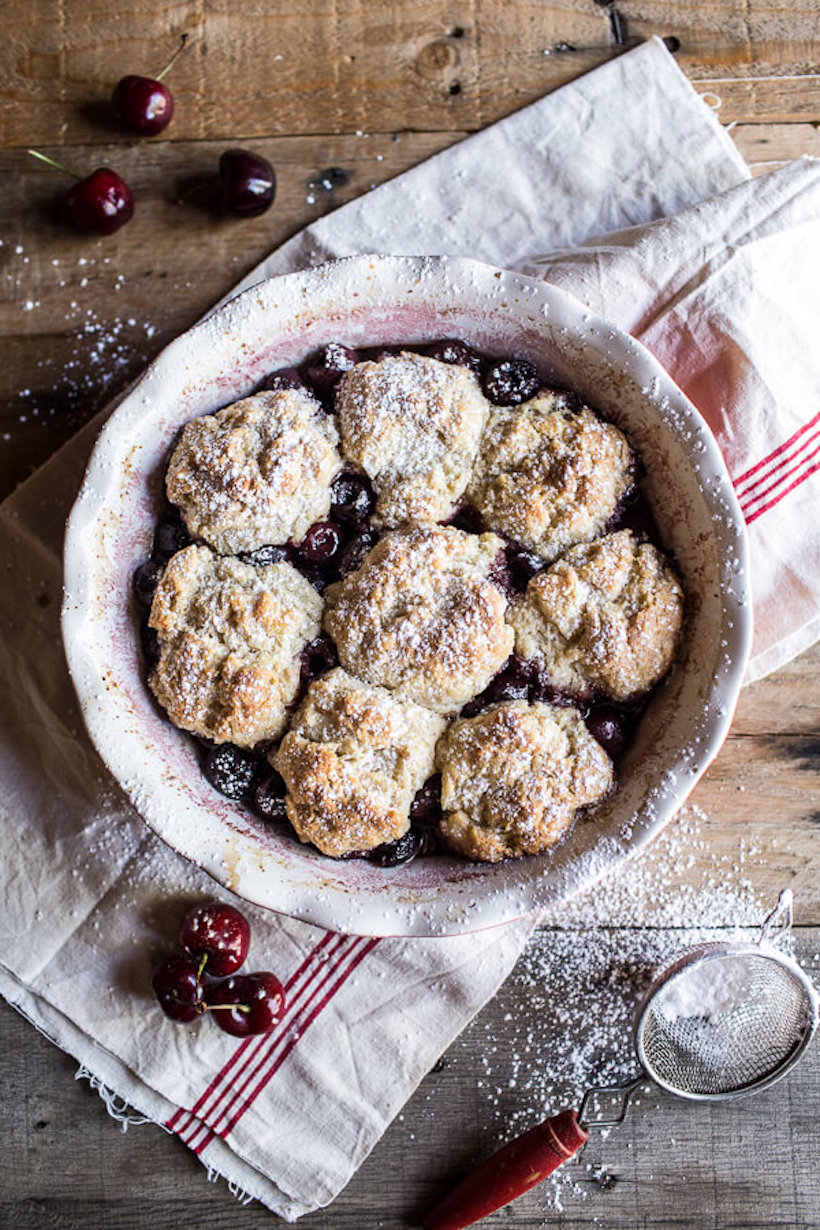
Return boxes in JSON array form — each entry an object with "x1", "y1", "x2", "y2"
[{"x1": 444, "y1": 804, "x2": 789, "y2": 1214}]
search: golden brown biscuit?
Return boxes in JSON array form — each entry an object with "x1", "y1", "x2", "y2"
[
  {"x1": 436, "y1": 701, "x2": 614, "y2": 862},
  {"x1": 510, "y1": 529, "x2": 684, "y2": 701},
  {"x1": 336, "y1": 351, "x2": 489, "y2": 526},
  {"x1": 273, "y1": 668, "x2": 446, "y2": 858},
  {"x1": 467, "y1": 390, "x2": 634, "y2": 560},
  {"x1": 322, "y1": 525, "x2": 514, "y2": 713},
  {"x1": 166, "y1": 388, "x2": 342, "y2": 553},
  {"x1": 149, "y1": 545, "x2": 322, "y2": 747}
]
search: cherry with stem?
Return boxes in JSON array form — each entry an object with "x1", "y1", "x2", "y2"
[
  {"x1": 27, "y1": 149, "x2": 134, "y2": 235},
  {"x1": 112, "y1": 34, "x2": 191, "y2": 136}
]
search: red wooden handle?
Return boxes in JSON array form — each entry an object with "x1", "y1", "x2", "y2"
[{"x1": 423, "y1": 1108, "x2": 589, "y2": 1230}]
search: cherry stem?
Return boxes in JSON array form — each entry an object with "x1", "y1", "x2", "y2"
[
  {"x1": 155, "y1": 33, "x2": 190, "y2": 82},
  {"x1": 27, "y1": 149, "x2": 81, "y2": 181},
  {"x1": 206, "y1": 1003, "x2": 250, "y2": 1014},
  {"x1": 196, "y1": 953, "x2": 208, "y2": 981}
]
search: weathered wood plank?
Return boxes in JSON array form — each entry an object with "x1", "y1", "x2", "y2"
[
  {"x1": 2, "y1": 929, "x2": 818, "y2": 1227},
  {"x1": 2, "y1": 1, "x2": 819, "y2": 150}
]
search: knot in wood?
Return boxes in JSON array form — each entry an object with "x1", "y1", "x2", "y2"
[{"x1": 415, "y1": 39, "x2": 460, "y2": 79}]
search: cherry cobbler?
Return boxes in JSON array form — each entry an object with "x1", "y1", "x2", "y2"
[{"x1": 134, "y1": 340, "x2": 684, "y2": 866}]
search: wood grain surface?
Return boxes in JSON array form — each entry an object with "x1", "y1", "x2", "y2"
[{"x1": 1, "y1": 1, "x2": 818, "y2": 1227}]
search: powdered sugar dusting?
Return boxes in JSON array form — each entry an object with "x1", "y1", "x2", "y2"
[{"x1": 454, "y1": 804, "x2": 791, "y2": 1213}]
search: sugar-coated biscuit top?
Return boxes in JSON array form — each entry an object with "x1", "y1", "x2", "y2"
[
  {"x1": 336, "y1": 351, "x2": 489, "y2": 527},
  {"x1": 149, "y1": 544, "x2": 322, "y2": 747},
  {"x1": 510, "y1": 529, "x2": 684, "y2": 701},
  {"x1": 273, "y1": 668, "x2": 445, "y2": 858},
  {"x1": 166, "y1": 388, "x2": 343, "y2": 553},
  {"x1": 322, "y1": 525, "x2": 514, "y2": 713},
  {"x1": 436, "y1": 701, "x2": 614, "y2": 862},
  {"x1": 467, "y1": 390, "x2": 634, "y2": 560}
]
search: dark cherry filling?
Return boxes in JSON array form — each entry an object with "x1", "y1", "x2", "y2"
[
  {"x1": 137, "y1": 336, "x2": 668, "y2": 864},
  {"x1": 481, "y1": 357, "x2": 540, "y2": 406},
  {"x1": 298, "y1": 634, "x2": 339, "y2": 695},
  {"x1": 203, "y1": 743, "x2": 258, "y2": 801},
  {"x1": 251, "y1": 771, "x2": 288, "y2": 824},
  {"x1": 330, "y1": 472, "x2": 375, "y2": 527},
  {"x1": 133, "y1": 558, "x2": 165, "y2": 608},
  {"x1": 337, "y1": 528, "x2": 379, "y2": 576},
  {"x1": 237, "y1": 543, "x2": 290, "y2": 567},
  {"x1": 424, "y1": 337, "x2": 483, "y2": 373},
  {"x1": 258, "y1": 366, "x2": 306, "y2": 393},
  {"x1": 301, "y1": 343, "x2": 359, "y2": 395},
  {"x1": 154, "y1": 506, "x2": 192, "y2": 558}
]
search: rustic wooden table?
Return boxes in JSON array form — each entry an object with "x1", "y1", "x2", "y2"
[{"x1": 1, "y1": 3, "x2": 819, "y2": 1227}]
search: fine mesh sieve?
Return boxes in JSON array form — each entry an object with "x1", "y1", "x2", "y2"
[
  {"x1": 636, "y1": 944, "x2": 816, "y2": 1099},
  {"x1": 425, "y1": 890, "x2": 820, "y2": 1230}
]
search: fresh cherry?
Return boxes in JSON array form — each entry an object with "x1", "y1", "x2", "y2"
[
  {"x1": 299, "y1": 520, "x2": 342, "y2": 565},
  {"x1": 208, "y1": 971, "x2": 286, "y2": 1037},
  {"x1": 330, "y1": 473, "x2": 375, "y2": 526},
  {"x1": 219, "y1": 149, "x2": 276, "y2": 218},
  {"x1": 424, "y1": 338, "x2": 482, "y2": 373},
  {"x1": 179, "y1": 900, "x2": 251, "y2": 977},
  {"x1": 111, "y1": 34, "x2": 190, "y2": 136},
  {"x1": 28, "y1": 150, "x2": 134, "y2": 236},
  {"x1": 203, "y1": 743, "x2": 258, "y2": 800},
  {"x1": 481, "y1": 357, "x2": 540, "y2": 406},
  {"x1": 133, "y1": 558, "x2": 164, "y2": 608},
  {"x1": 302, "y1": 343, "x2": 359, "y2": 393},
  {"x1": 152, "y1": 955, "x2": 204, "y2": 1023}
]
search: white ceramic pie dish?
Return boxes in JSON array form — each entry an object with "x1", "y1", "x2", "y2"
[{"x1": 63, "y1": 254, "x2": 751, "y2": 937}]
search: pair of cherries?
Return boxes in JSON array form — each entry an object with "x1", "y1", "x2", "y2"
[
  {"x1": 30, "y1": 36, "x2": 275, "y2": 235},
  {"x1": 152, "y1": 900, "x2": 285, "y2": 1037}
]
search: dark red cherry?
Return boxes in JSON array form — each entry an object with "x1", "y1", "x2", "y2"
[
  {"x1": 203, "y1": 743, "x2": 258, "y2": 800},
  {"x1": 410, "y1": 776, "x2": 443, "y2": 829},
  {"x1": 299, "y1": 634, "x2": 339, "y2": 690},
  {"x1": 302, "y1": 343, "x2": 359, "y2": 392},
  {"x1": 208, "y1": 971, "x2": 286, "y2": 1037},
  {"x1": 337, "y1": 529, "x2": 378, "y2": 575},
  {"x1": 481, "y1": 357, "x2": 540, "y2": 406},
  {"x1": 300, "y1": 520, "x2": 342, "y2": 564},
  {"x1": 259, "y1": 366, "x2": 306, "y2": 393},
  {"x1": 505, "y1": 543, "x2": 546, "y2": 591},
  {"x1": 424, "y1": 338, "x2": 482, "y2": 373},
  {"x1": 251, "y1": 773, "x2": 289, "y2": 824},
  {"x1": 180, "y1": 900, "x2": 251, "y2": 977},
  {"x1": 112, "y1": 35, "x2": 189, "y2": 136},
  {"x1": 369, "y1": 829, "x2": 425, "y2": 867},
  {"x1": 219, "y1": 148, "x2": 276, "y2": 218},
  {"x1": 67, "y1": 167, "x2": 135, "y2": 235},
  {"x1": 29, "y1": 151, "x2": 134, "y2": 236},
  {"x1": 586, "y1": 707, "x2": 629, "y2": 759},
  {"x1": 133, "y1": 558, "x2": 164, "y2": 608},
  {"x1": 330, "y1": 472, "x2": 375, "y2": 526},
  {"x1": 152, "y1": 955, "x2": 204, "y2": 1023}
]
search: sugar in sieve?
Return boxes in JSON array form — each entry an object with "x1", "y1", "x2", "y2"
[{"x1": 425, "y1": 890, "x2": 819, "y2": 1230}]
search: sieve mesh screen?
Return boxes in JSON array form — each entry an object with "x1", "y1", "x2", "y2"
[{"x1": 638, "y1": 952, "x2": 814, "y2": 1097}]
